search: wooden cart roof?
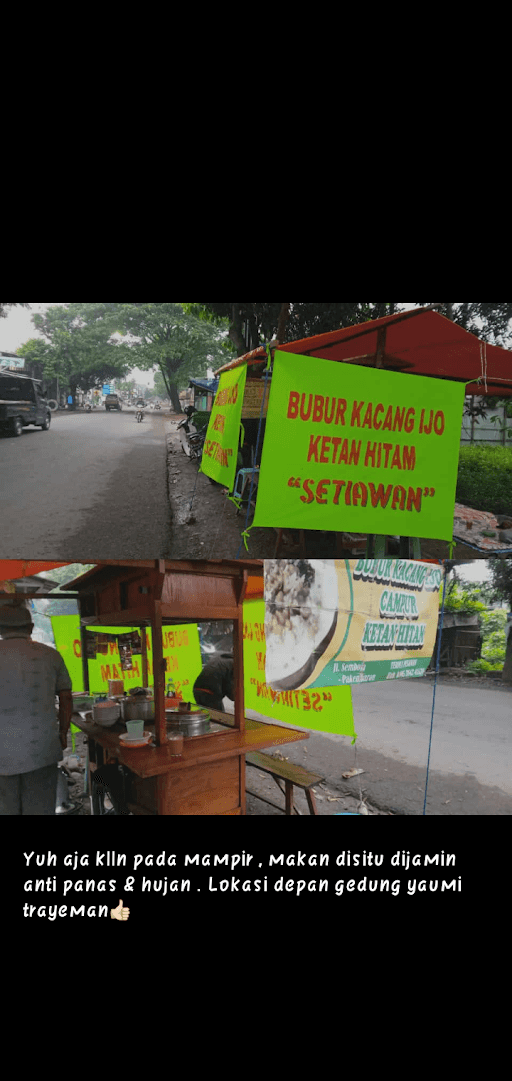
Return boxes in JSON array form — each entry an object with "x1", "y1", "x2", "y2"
[
  {"x1": 214, "y1": 307, "x2": 512, "y2": 397},
  {"x1": 64, "y1": 559, "x2": 263, "y2": 592},
  {"x1": 61, "y1": 560, "x2": 264, "y2": 624}
]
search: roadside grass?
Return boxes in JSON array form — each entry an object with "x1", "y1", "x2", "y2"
[{"x1": 456, "y1": 444, "x2": 512, "y2": 515}]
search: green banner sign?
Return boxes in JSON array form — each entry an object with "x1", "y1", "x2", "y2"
[
  {"x1": 50, "y1": 617, "x2": 203, "y2": 698},
  {"x1": 252, "y1": 351, "x2": 465, "y2": 540},
  {"x1": 243, "y1": 598, "x2": 355, "y2": 736},
  {"x1": 199, "y1": 365, "x2": 247, "y2": 489},
  {"x1": 50, "y1": 615, "x2": 83, "y2": 690}
]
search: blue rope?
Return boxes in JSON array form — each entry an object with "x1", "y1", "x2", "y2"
[
  {"x1": 235, "y1": 347, "x2": 272, "y2": 559},
  {"x1": 422, "y1": 561, "x2": 448, "y2": 815}
]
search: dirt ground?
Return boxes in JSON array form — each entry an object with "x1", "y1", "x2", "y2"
[{"x1": 57, "y1": 733, "x2": 392, "y2": 816}]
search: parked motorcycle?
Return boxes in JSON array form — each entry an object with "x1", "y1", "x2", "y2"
[{"x1": 177, "y1": 405, "x2": 199, "y2": 456}]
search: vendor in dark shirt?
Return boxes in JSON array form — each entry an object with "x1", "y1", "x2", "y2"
[{"x1": 193, "y1": 657, "x2": 234, "y2": 713}]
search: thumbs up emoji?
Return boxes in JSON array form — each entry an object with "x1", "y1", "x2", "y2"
[{"x1": 110, "y1": 899, "x2": 130, "y2": 921}]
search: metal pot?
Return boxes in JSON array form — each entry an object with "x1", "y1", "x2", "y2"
[
  {"x1": 123, "y1": 696, "x2": 155, "y2": 722},
  {"x1": 165, "y1": 706, "x2": 210, "y2": 737}
]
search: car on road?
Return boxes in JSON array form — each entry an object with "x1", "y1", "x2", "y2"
[
  {"x1": 105, "y1": 394, "x2": 122, "y2": 411},
  {"x1": 0, "y1": 370, "x2": 52, "y2": 436}
]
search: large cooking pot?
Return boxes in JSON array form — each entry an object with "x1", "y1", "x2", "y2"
[
  {"x1": 165, "y1": 706, "x2": 210, "y2": 736},
  {"x1": 122, "y1": 696, "x2": 155, "y2": 722}
]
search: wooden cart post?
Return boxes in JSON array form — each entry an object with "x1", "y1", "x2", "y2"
[
  {"x1": 80, "y1": 622, "x2": 89, "y2": 693},
  {"x1": 232, "y1": 569, "x2": 247, "y2": 733},
  {"x1": 141, "y1": 623, "x2": 148, "y2": 688},
  {"x1": 233, "y1": 568, "x2": 247, "y2": 812},
  {"x1": 152, "y1": 599, "x2": 167, "y2": 748}
]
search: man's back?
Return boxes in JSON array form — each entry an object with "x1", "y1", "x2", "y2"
[{"x1": 0, "y1": 638, "x2": 72, "y2": 775}]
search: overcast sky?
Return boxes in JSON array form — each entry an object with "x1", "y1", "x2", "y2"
[
  {"x1": 456, "y1": 560, "x2": 491, "y2": 582},
  {"x1": 0, "y1": 304, "x2": 154, "y2": 387}
]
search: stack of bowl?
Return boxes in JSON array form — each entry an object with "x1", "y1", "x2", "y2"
[{"x1": 92, "y1": 700, "x2": 121, "y2": 727}]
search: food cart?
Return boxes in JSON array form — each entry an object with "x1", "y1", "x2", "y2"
[{"x1": 67, "y1": 559, "x2": 309, "y2": 815}]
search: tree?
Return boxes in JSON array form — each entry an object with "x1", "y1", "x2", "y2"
[
  {"x1": 35, "y1": 564, "x2": 95, "y2": 615},
  {"x1": 414, "y1": 303, "x2": 512, "y2": 432},
  {"x1": 0, "y1": 303, "x2": 30, "y2": 318},
  {"x1": 115, "y1": 379, "x2": 136, "y2": 398},
  {"x1": 112, "y1": 303, "x2": 230, "y2": 413},
  {"x1": 414, "y1": 303, "x2": 512, "y2": 346},
  {"x1": 444, "y1": 579, "x2": 487, "y2": 614},
  {"x1": 487, "y1": 559, "x2": 512, "y2": 680},
  {"x1": 186, "y1": 303, "x2": 400, "y2": 356},
  {"x1": 15, "y1": 338, "x2": 52, "y2": 383},
  {"x1": 153, "y1": 370, "x2": 168, "y2": 400},
  {"x1": 19, "y1": 304, "x2": 132, "y2": 406}
]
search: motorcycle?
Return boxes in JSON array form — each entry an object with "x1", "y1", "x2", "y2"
[
  {"x1": 177, "y1": 405, "x2": 199, "y2": 456},
  {"x1": 136, "y1": 408, "x2": 144, "y2": 423}
]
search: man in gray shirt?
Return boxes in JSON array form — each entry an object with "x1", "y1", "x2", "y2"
[{"x1": 0, "y1": 604, "x2": 73, "y2": 815}]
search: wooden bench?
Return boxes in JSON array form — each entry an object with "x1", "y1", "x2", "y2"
[{"x1": 246, "y1": 752, "x2": 324, "y2": 815}]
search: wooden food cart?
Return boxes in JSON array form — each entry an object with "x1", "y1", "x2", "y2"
[{"x1": 68, "y1": 559, "x2": 309, "y2": 815}]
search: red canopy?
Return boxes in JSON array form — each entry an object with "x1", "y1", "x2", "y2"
[
  {"x1": 0, "y1": 561, "x2": 69, "y2": 583},
  {"x1": 215, "y1": 308, "x2": 512, "y2": 397}
]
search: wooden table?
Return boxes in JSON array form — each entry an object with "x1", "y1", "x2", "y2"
[{"x1": 72, "y1": 708, "x2": 309, "y2": 816}]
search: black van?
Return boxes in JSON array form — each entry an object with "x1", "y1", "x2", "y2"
[{"x1": 0, "y1": 371, "x2": 52, "y2": 436}]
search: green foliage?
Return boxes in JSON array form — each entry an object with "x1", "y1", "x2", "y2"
[
  {"x1": 191, "y1": 411, "x2": 210, "y2": 429},
  {"x1": 414, "y1": 303, "x2": 512, "y2": 346},
  {"x1": 16, "y1": 337, "x2": 52, "y2": 382},
  {"x1": 190, "y1": 303, "x2": 512, "y2": 352},
  {"x1": 444, "y1": 580, "x2": 486, "y2": 613},
  {"x1": 445, "y1": 581, "x2": 508, "y2": 670},
  {"x1": 479, "y1": 608, "x2": 507, "y2": 635},
  {"x1": 481, "y1": 629, "x2": 507, "y2": 663},
  {"x1": 186, "y1": 303, "x2": 400, "y2": 356},
  {"x1": 34, "y1": 564, "x2": 95, "y2": 616},
  {"x1": 455, "y1": 445, "x2": 512, "y2": 515},
  {"x1": 115, "y1": 379, "x2": 136, "y2": 397},
  {"x1": 0, "y1": 303, "x2": 30, "y2": 318},
  {"x1": 111, "y1": 303, "x2": 229, "y2": 410},
  {"x1": 19, "y1": 304, "x2": 132, "y2": 395},
  {"x1": 153, "y1": 370, "x2": 168, "y2": 399},
  {"x1": 42, "y1": 563, "x2": 95, "y2": 589},
  {"x1": 488, "y1": 559, "x2": 512, "y2": 605},
  {"x1": 465, "y1": 658, "x2": 504, "y2": 672}
]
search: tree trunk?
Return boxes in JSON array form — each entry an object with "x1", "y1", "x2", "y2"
[
  {"x1": 168, "y1": 383, "x2": 181, "y2": 413},
  {"x1": 158, "y1": 362, "x2": 181, "y2": 412},
  {"x1": 276, "y1": 303, "x2": 290, "y2": 343},
  {"x1": 502, "y1": 634, "x2": 512, "y2": 682},
  {"x1": 229, "y1": 305, "x2": 247, "y2": 356}
]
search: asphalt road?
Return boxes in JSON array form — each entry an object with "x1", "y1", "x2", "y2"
[
  {"x1": 0, "y1": 409, "x2": 171, "y2": 559},
  {"x1": 245, "y1": 677, "x2": 512, "y2": 814}
]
